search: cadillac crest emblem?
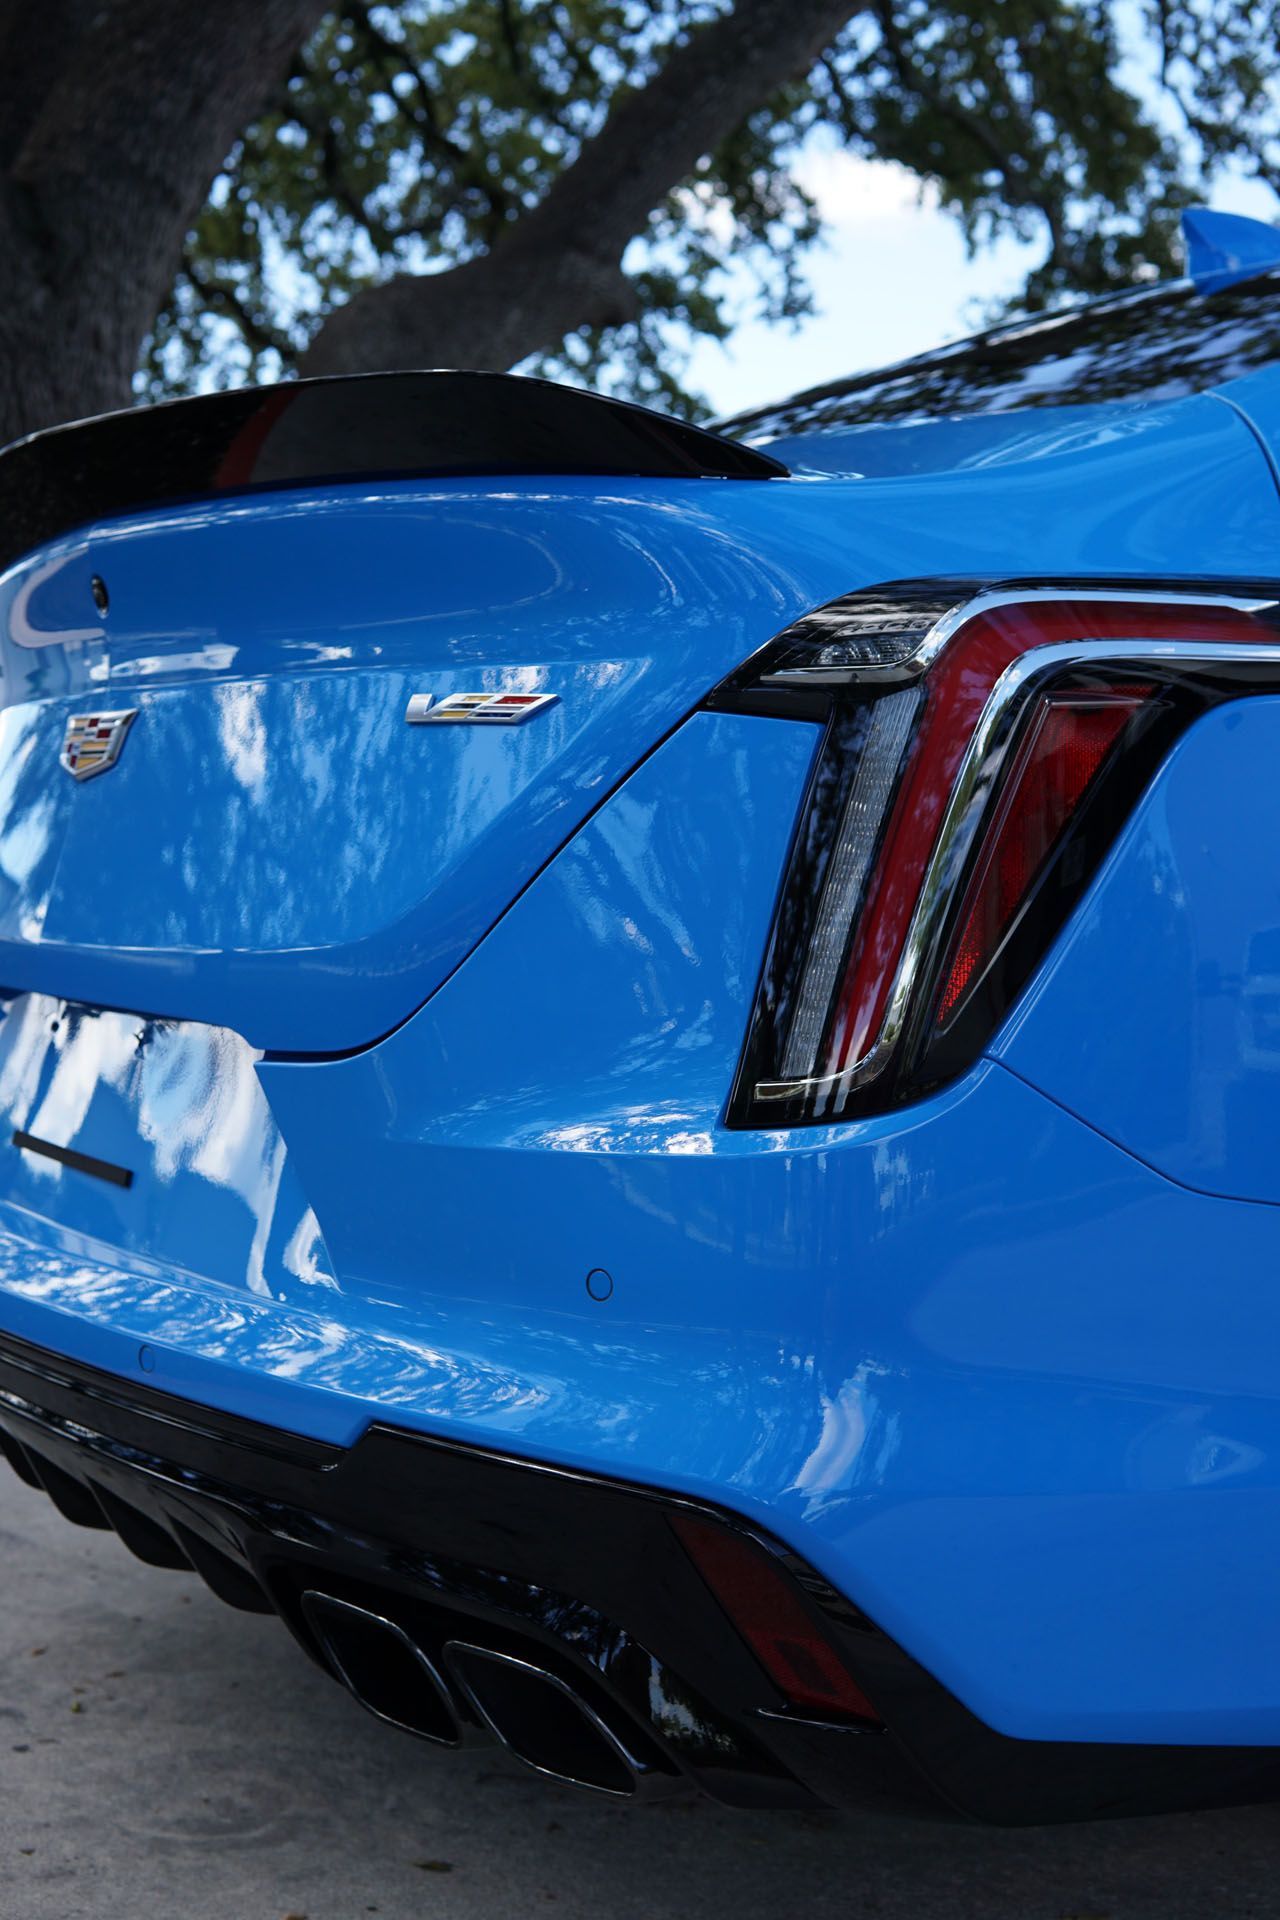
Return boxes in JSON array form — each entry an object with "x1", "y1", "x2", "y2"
[{"x1": 60, "y1": 709, "x2": 138, "y2": 781}]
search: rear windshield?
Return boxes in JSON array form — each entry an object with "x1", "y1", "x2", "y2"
[{"x1": 721, "y1": 271, "x2": 1280, "y2": 449}]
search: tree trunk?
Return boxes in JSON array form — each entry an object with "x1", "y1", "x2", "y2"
[
  {"x1": 0, "y1": 0, "x2": 861, "y2": 444},
  {"x1": 0, "y1": 0, "x2": 329, "y2": 444}
]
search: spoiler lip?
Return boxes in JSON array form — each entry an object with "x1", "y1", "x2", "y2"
[{"x1": 0, "y1": 367, "x2": 788, "y2": 579}]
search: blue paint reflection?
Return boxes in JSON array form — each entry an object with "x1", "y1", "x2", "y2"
[{"x1": 0, "y1": 993, "x2": 337, "y2": 1308}]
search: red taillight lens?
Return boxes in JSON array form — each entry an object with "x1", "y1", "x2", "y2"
[
  {"x1": 670, "y1": 1511, "x2": 881, "y2": 1724},
  {"x1": 934, "y1": 685, "x2": 1154, "y2": 1024},
  {"x1": 822, "y1": 599, "x2": 1262, "y2": 1083},
  {"x1": 709, "y1": 579, "x2": 1280, "y2": 1124}
]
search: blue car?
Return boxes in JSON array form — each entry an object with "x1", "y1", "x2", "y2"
[{"x1": 6, "y1": 208, "x2": 1280, "y2": 1823}]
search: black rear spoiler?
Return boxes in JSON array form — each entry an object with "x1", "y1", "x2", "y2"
[{"x1": 0, "y1": 369, "x2": 787, "y2": 577}]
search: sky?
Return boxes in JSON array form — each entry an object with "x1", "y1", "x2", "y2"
[{"x1": 685, "y1": 144, "x2": 1280, "y2": 422}]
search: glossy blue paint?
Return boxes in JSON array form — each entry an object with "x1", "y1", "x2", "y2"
[
  {"x1": 0, "y1": 389, "x2": 1275, "y2": 1050},
  {"x1": 1182, "y1": 207, "x2": 1280, "y2": 293},
  {"x1": 0, "y1": 989, "x2": 335, "y2": 1298},
  {"x1": 0, "y1": 709, "x2": 817, "y2": 1422},
  {"x1": 1217, "y1": 359, "x2": 1280, "y2": 492},
  {"x1": 994, "y1": 696, "x2": 1280, "y2": 1205}
]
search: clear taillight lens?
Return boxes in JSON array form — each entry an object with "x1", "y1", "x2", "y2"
[
  {"x1": 709, "y1": 580, "x2": 1280, "y2": 1126},
  {"x1": 779, "y1": 686, "x2": 921, "y2": 1080}
]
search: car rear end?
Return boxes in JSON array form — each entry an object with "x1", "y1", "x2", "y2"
[{"x1": 6, "y1": 294, "x2": 1280, "y2": 1821}]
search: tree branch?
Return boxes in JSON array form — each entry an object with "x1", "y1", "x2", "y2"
[
  {"x1": 1148, "y1": 0, "x2": 1280, "y2": 198},
  {"x1": 873, "y1": 1, "x2": 1067, "y2": 266},
  {"x1": 302, "y1": 0, "x2": 866, "y2": 377},
  {"x1": 285, "y1": 87, "x2": 403, "y2": 256},
  {"x1": 340, "y1": 4, "x2": 521, "y2": 243},
  {"x1": 345, "y1": 4, "x2": 472, "y2": 166},
  {"x1": 180, "y1": 253, "x2": 296, "y2": 362},
  {"x1": 498, "y1": 0, "x2": 525, "y2": 76}
]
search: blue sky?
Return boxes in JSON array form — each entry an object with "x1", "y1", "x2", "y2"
[{"x1": 686, "y1": 144, "x2": 1280, "y2": 421}]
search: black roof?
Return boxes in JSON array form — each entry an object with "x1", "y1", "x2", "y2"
[{"x1": 721, "y1": 270, "x2": 1280, "y2": 450}]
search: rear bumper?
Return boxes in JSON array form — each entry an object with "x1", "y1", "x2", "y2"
[
  {"x1": 5, "y1": 1326, "x2": 1280, "y2": 1826},
  {"x1": 7, "y1": 696, "x2": 1280, "y2": 1786}
]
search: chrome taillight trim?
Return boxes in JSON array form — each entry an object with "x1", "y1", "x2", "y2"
[
  {"x1": 891, "y1": 585, "x2": 1277, "y2": 681},
  {"x1": 753, "y1": 588, "x2": 1280, "y2": 1113}
]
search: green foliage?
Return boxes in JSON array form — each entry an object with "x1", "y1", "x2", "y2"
[{"x1": 139, "y1": 0, "x2": 1280, "y2": 416}]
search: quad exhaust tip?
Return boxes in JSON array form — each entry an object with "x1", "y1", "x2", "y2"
[
  {"x1": 301, "y1": 1590, "x2": 664, "y2": 1797},
  {"x1": 301, "y1": 1591, "x2": 462, "y2": 1748},
  {"x1": 444, "y1": 1641, "x2": 643, "y2": 1797}
]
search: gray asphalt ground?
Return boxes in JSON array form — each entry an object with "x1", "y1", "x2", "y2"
[{"x1": 3, "y1": 1469, "x2": 1279, "y2": 1920}]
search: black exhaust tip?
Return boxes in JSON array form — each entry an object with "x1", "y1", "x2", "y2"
[
  {"x1": 301, "y1": 1591, "x2": 461, "y2": 1747},
  {"x1": 445, "y1": 1641, "x2": 640, "y2": 1797}
]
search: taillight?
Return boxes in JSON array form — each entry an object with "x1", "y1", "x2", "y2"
[
  {"x1": 933, "y1": 683, "x2": 1154, "y2": 1026},
  {"x1": 710, "y1": 580, "x2": 1280, "y2": 1125}
]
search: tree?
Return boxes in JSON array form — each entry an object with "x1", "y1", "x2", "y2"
[{"x1": 0, "y1": 1, "x2": 1277, "y2": 450}]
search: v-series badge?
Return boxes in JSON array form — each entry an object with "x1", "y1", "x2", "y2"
[{"x1": 405, "y1": 692, "x2": 559, "y2": 725}]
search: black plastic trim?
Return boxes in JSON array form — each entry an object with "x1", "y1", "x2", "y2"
[
  {"x1": 3, "y1": 1327, "x2": 1280, "y2": 1822},
  {"x1": 12, "y1": 1128, "x2": 133, "y2": 1189},
  {"x1": 0, "y1": 369, "x2": 786, "y2": 577}
]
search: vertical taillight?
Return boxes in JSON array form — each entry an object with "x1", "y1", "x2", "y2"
[
  {"x1": 708, "y1": 580, "x2": 1280, "y2": 1125},
  {"x1": 933, "y1": 683, "x2": 1155, "y2": 1026},
  {"x1": 778, "y1": 687, "x2": 921, "y2": 1080}
]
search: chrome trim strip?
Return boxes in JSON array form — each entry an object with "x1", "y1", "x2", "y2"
[
  {"x1": 756, "y1": 589, "x2": 1280, "y2": 1110},
  {"x1": 901, "y1": 585, "x2": 1277, "y2": 680}
]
